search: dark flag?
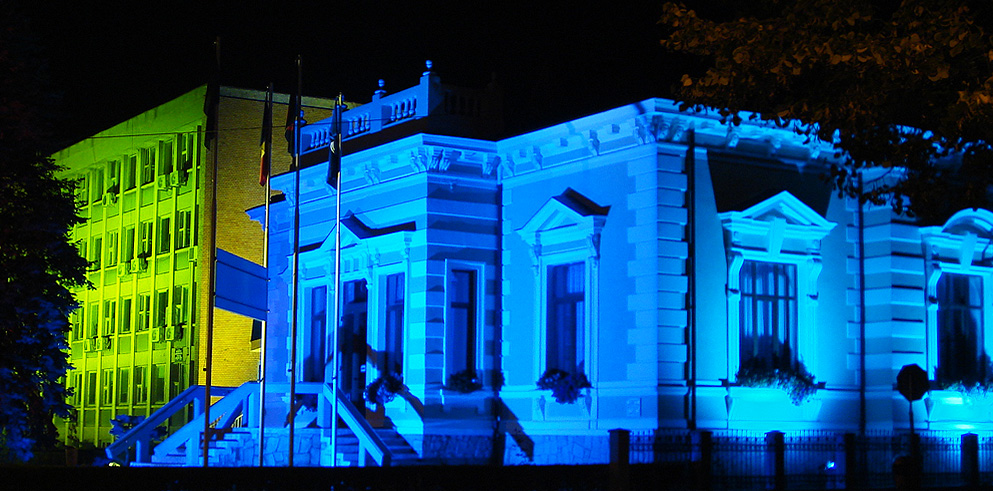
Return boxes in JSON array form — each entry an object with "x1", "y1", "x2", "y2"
[
  {"x1": 326, "y1": 95, "x2": 344, "y2": 188},
  {"x1": 203, "y1": 38, "x2": 220, "y2": 149},
  {"x1": 259, "y1": 84, "x2": 273, "y2": 186},
  {"x1": 284, "y1": 59, "x2": 303, "y2": 155}
]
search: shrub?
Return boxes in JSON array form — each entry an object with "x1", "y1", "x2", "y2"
[
  {"x1": 364, "y1": 373, "x2": 405, "y2": 406},
  {"x1": 735, "y1": 358, "x2": 819, "y2": 406},
  {"x1": 536, "y1": 369, "x2": 591, "y2": 404},
  {"x1": 445, "y1": 369, "x2": 483, "y2": 393}
]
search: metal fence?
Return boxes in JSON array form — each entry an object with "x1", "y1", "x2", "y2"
[{"x1": 630, "y1": 429, "x2": 988, "y2": 490}]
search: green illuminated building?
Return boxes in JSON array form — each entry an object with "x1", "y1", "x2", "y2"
[{"x1": 54, "y1": 86, "x2": 335, "y2": 447}]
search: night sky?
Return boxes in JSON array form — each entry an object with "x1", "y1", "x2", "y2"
[{"x1": 19, "y1": 0, "x2": 683, "y2": 149}]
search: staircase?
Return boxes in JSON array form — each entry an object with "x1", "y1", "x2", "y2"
[
  {"x1": 333, "y1": 427, "x2": 420, "y2": 466},
  {"x1": 110, "y1": 382, "x2": 421, "y2": 467}
]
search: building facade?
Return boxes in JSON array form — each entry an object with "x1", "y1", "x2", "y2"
[
  {"x1": 111, "y1": 68, "x2": 993, "y2": 467},
  {"x1": 55, "y1": 86, "x2": 335, "y2": 447}
]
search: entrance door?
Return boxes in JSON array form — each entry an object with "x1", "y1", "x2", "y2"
[{"x1": 339, "y1": 280, "x2": 368, "y2": 408}]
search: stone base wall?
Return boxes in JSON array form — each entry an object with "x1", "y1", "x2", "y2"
[
  {"x1": 502, "y1": 434, "x2": 609, "y2": 465},
  {"x1": 208, "y1": 429, "x2": 327, "y2": 467},
  {"x1": 205, "y1": 429, "x2": 610, "y2": 467},
  {"x1": 420, "y1": 434, "x2": 494, "y2": 465}
]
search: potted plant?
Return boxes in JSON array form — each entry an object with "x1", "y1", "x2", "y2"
[
  {"x1": 536, "y1": 368, "x2": 591, "y2": 404},
  {"x1": 445, "y1": 369, "x2": 483, "y2": 393},
  {"x1": 364, "y1": 373, "x2": 406, "y2": 406},
  {"x1": 735, "y1": 357, "x2": 819, "y2": 406}
]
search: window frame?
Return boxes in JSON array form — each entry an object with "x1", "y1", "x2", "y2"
[
  {"x1": 105, "y1": 230, "x2": 118, "y2": 267},
  {"x1": 517, "y1": 190, "x2": 607, "y2": 386},
  {"x1": 157, "y1": 216, "x2": 171, "y2": 255},
  {"x1": 736, "y1": 259, "x2": 800, "y2": 371},
  {"x1": 103, "y1": 299, "x2": 117, "y2": 336},
  {"x1": 719, "y1": 191, "x2": 835, "y2": 380},
  {"x1": 174, "y1": 209, "x2": 192, "y2": 250},
  {"x1": 921, "y1": 209, "x2": 993, "y2": 383},
  {"x1": 140, "y1": 147, "x2": 156, "y2": 186},
  {"x1": 444, "y1": 262, "x2": 485, "y2": 382},
  {"x1": 383, "y1": 271, "x2": 406, "y2": 377}
]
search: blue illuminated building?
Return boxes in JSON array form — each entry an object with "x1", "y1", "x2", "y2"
[{"x1": 109, "y1": 65, "x2": 993, "y2": 468}]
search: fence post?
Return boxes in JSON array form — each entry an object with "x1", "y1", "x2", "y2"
[
  {"x1": 697, "y1": 430, "x2": 713, "y2": 491},
  {"x1": 766, "y1": 431, "x2": 786, "y2": 491},
  {"x1": 962, "y1": 433, "x2": 979, "y2": 488},
  {"x1": 843, "y1": 433, "x2": 858, "y2": 489},
  {"x1": 609, "y1": 429, "x2": 630, "y2": 491}
]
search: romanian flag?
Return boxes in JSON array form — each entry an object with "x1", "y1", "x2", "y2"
[{"x1": 259, "y1": 85, "x2": 273, "y2": 186}]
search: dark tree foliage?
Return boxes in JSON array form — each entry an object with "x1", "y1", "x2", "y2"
[
  {"x1": 660, "y1": 0, "x2": 993, "y2": 224},
  {"x1": 0, "y1": 5, "x2": 87, "y2": 461}
]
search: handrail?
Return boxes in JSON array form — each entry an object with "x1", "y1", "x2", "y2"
[
  {"x1": 105, "y1": 385, "x2": 204, "y2": 464},
  {"x1": 322, "y1": 383, "x2": 392, "y2": 467},
  {"x1": 105, "y1": 384, "x2": 237, "y2": 465},
  {"x1": 152, "y1": 383, "x2": 256, "y2": 465}
]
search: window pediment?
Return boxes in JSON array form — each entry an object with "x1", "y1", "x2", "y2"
[
  {"x1": 518, "y1": 188, "x2": 609, "y2": 260},
  {"x1": 301, "y1": 213, "x2": 415, "y2": 277},
  {"x1": 720, "y1": 191, "x2": 836, "y2": 254}
]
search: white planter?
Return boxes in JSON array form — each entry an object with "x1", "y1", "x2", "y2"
[{"x1": 727, "y1": 386, "x2": 823, "y2": 422}]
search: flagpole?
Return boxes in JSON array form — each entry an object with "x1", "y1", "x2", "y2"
[
  {"x1": 329, "y1": 93, "x2": 343, "y2": 467},
  {"x1": 203, "y1": 36, "x2": 220, "y2": 468},
  {"x1": 258, "y1": 83, "x2": 273, "y2": 467},
  {"x1": 288, "y1": 55, "x2": 302, "y2": 468}
]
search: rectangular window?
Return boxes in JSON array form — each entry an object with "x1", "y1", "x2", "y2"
[
  {"x1": 117, "y1": 368, "x2": 130, "y2": 404},
  {"x1": 174, "y1": 210, "x2": 192, "y2": 250},
  {"x1": 75, "y1": 176, "x2": 88, "y2": 206},
  {"x1": 122, "y1": 227, "x2": 135, "y2": 262},
  {"x1": 739, "y1": 261, "x2": 798, "y2": 371},
  {"x1": 71, "y1": 308, "x2": 83, "y2": 341},
  {"x1": 70, "y1": 372, "x2": 82, "y2": 406},
  {"x1": 138, "y1": 221, "x2": 153, "y2": 258},
  {"x1": 120, "y1": 297, "x2": 132, "y2": 334},
  {"x1": 103, "y1": 299, "x2": 117, "y2": 335},
  {"x1": 385, "y1": 273, "x2": 405, "y2": 376},
  {"x1": 547, "y1": 262, "x2": 585, "y2": 373},
  {"x1": 155, "y1": 290, "x2": 169, "y2": 327},
  {"x1": 123, "y1": 154, "x2": 137, "y2": 190},
  {"x1": 140, "y1": 147, "x2": 156, "y2": 185},
  {"x1": 134, "y1": 365, "x2": 148, "y2": 404},
  {"x1": 158, "y1": 140, "x2": 174, "y2": 176},
  {"x1": 172, "y1": 285, "x2": 189, "y2": 325},
  {"x1": 937, "y1": 273, "x2": 986, "y2": 385},
  {"x1": 169, "y1": 364, "x2": 184, "y2": 399},
  {"x1": 90, "y1": 168, "x2": 104, "y2": 203},
  {"x1": 100, "y1": 368, "x2": 114, "y2": 405},
  {"x1": 106, "y1": 160, "x2": 120, "y2": 194},
  {"x1": 177, "y1": 132, "x2": 195, "y2": 171},
  {"x1": 89, "y1": 236, "x2": 102, "y2": 270},
  {"x1": 105, "y1": 231, "x2": 118, "y2": 267},
  {"x1": 151, "y1": 364, "x2": 166, "y2": 404},
  {"x1": 75, "y1": 239, "x2": 86, "y2": 263},
  {"x1": 87, "y1": 303, "x2": 99, "y2": 338},
  {"x1": 448, "y1": 270, "x2": 475, "y2": 376},
  {"x1": 136, "y1": 294, "x2": 151, "y2": 331},
  {"x1": 304, "y1": 286, "x2": 326, "y2": 382},
  {"x1": 157, "y1": 216, "x2": 171, "y2": 255},
  {"x1": 85, "y1": 371, "x2": 97, "y2": 406}
]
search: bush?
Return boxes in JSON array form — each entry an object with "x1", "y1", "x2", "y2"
[
  {"x1": 364, "y1": 373, "x2": 405, "y2": 405},
  {"x1": 735, "y1": 358, "x2": 819, "y2": 406},
  {"x1": 445, "y1": 369, "x2": 483, "y2": 393},
  {"x1": 536, "y1": 369, "x2": 591, "y2": 404}
]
